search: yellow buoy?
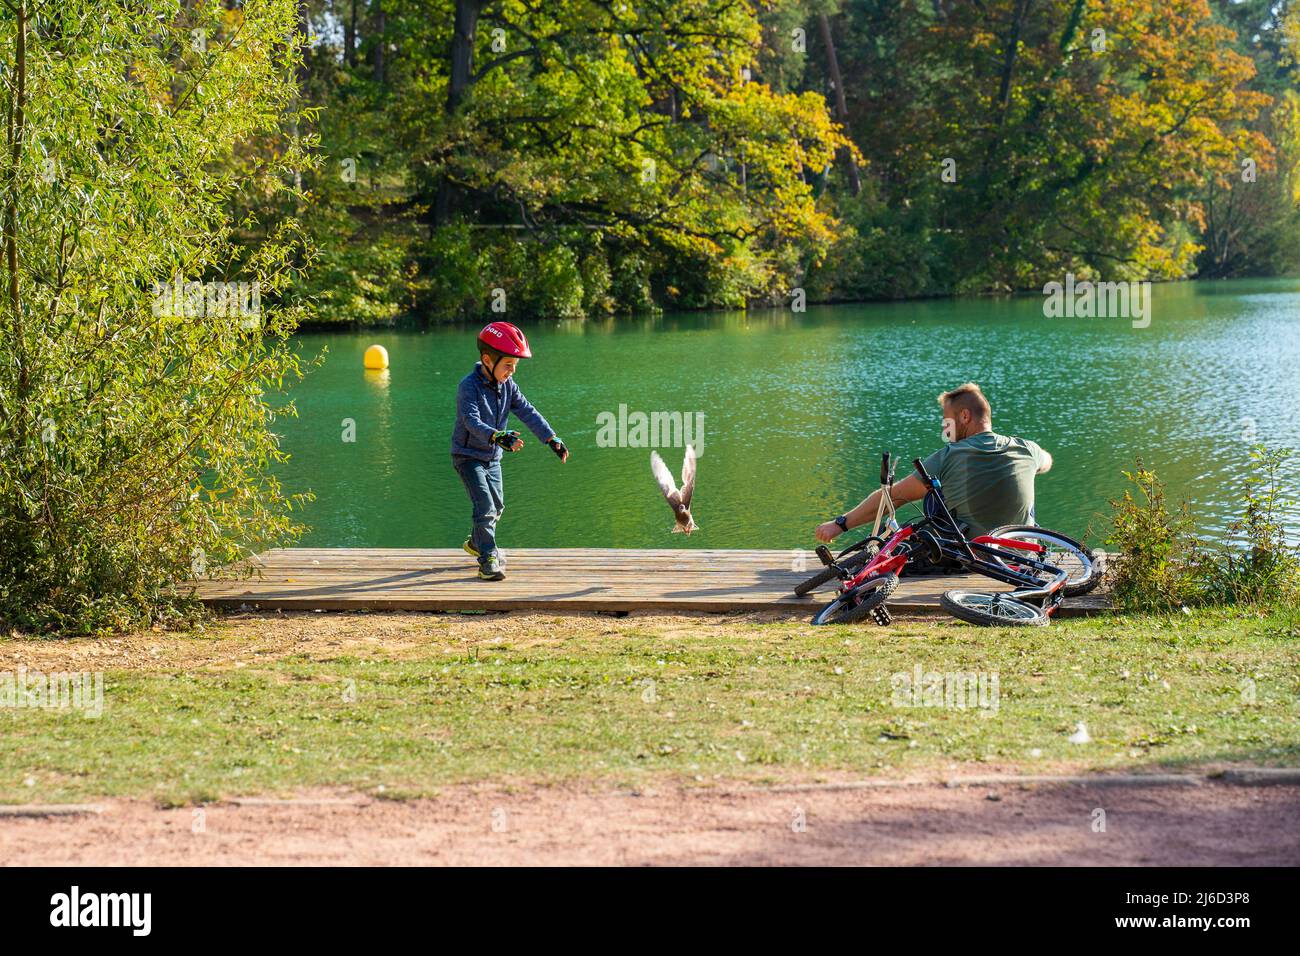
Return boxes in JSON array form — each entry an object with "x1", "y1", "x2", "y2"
[{"x1": 363, "y1": 344, "x2": 389, "y2": 370}]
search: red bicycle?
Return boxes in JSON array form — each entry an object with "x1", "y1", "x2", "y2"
[{"x1": 801, "y1": 455, "x2": 1100, "y2": 626}]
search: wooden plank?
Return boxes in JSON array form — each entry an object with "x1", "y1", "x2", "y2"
[{"x1": 189, "y1": 548, "x2": 1110, "y2": 617}]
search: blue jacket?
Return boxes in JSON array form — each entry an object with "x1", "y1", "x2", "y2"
[{"x1": 451, "y1": 363, "x2": 556, "y2": 462}]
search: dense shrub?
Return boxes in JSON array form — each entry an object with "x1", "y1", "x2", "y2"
[
  {"x1": 0, "y1": 0, "x2": 312, "y2": 634},
  {"x1": 1199, "y1": 447, "x2": 1300, "y2": 606},
  {"x1": 1106, "y1": 447, "x2": 1299, "y2": 612},
  {"x1": 1105, "y1": 464, "x2": 1208, "y2": 612}
]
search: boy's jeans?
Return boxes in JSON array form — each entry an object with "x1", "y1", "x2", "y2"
[{"x1": 453, "y1": 455, "x2": 503, "y2": 567}]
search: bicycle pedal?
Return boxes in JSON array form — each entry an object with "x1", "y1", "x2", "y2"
[{"x1": 871, "y1": 605, "x2": 892, "y2": 626}]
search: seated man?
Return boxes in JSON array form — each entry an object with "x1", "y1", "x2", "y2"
[{"x1": 814, "y1": 382, "x2": 1052, "y2": 546}]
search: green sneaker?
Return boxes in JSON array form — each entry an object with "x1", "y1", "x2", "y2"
[
  {"x1": 477, "y1": 554, "x2": 505, "y2": 581},
  {"x1": 465, "y1": 537, "x2": 505, "y2": 567}
]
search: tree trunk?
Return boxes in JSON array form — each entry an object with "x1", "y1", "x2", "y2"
[
  {"x1": 371, "y1": 0, "x2": 386, "y2": 85},
  {"x1": 291, "y1": 0, "x2": 308, "y2": 196},
  {"x1": 979, "y1": 0, "x2": 1033, "y2": 187},
  {"x1": 818, "y1": 14, "x2": 860, "y2": 195},
  {"x1": 345, "y1": 0, "x2": 357, "y2": 67},
  {"x1": 996, "y1": 0, "x2": 1033, "y2": 120},
  {"x1": 435, "y1": 0, "x2": 484, "y2": 225},
  {"x1": 447, "y1": 0, "x2": 482, "y2": 112}
]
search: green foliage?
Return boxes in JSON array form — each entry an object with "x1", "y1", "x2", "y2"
[
  {"x1": 806, "y1": 179, "x2": 953, "y2": 300},
  {"x1": 0, "y1": 0, "x2": 313, "y2": 633},
  {"x1": 235, "y1": 1, "x2": 1300, "y2": 323},
  {"x1": 1106, "y1": 464, "x2": 1207, "y2": 612},
  {"x1": 233, "y1": 19, "x2": 423, "y2": 327},
  {"x1": 509, "y1": 243, "x2": 585, "y2": 321},
  {"x1": 421, "y1": 223, "x2": 488, "y2": 322},
  {"x1": 6, "y1": 609, "x2": 1300, "y2": 804},
  {"x1": 578, "y1": 247, "x2": 615, "y2": 316},
  {"x1": 1107, "y1": 448, "x2": 1300, "y2": 613},
  {"x1": 302, "y1": 201, "x2": 420, "y2": 326},
  {"x1": 1200, "y1": 447, "x2": 1300, "y2": 606},
  {"x1": 249, "y1": 0, "x2": 1297, "y2": 323},
  {"x1": 274, "y1": 0, "x2": 853, "y2": 323},
  {"x1": 1197, "y1": 88, "x2": 1300, "y2": 277},
  {"x1": 420, "y1": 231, "x2": 632, "y2": 322},
  {"x1": 814, "y1": 0, "x2": 1273, "y2": 294},
  {"x1": 609, "y1": 250, "x2": 657, "y2": 313}
]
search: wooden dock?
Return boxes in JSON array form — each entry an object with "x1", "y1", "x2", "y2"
[{"x1": 193, "y1": 548, "x2": 1109, "y2": 616}]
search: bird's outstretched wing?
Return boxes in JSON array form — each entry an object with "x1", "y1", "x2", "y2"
[
  {"x1": 680, "y1": 445, "x2": 697, "y2": 509},
  {"x1": 651, "y1": 450, "x2": 682, "y2": 507}
]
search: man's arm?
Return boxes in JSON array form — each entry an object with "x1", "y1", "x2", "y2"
[
  {"x1": 814, "y1": 473, "x2": 927, "y2": 543},
  {"x1": 1032, "y1": 442, "x2": 1053, "y2": 474}
]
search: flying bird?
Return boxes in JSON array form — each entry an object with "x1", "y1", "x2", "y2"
[{"x1": 651, "y1": 445, "x2": 698, "y2": 535}]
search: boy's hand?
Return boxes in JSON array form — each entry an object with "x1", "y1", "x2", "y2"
[
  {"x1": 547, "y1": 437, "x2": 569, "y2": 463},
  {"x1": 815, "y1": 521, "x2": 843, "y2": 543},
  {"x1": 492, "y1": 429, "x2": 523, "y2": 452}
]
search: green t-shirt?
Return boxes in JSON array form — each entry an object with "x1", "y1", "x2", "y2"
[{"x1": 920, "y1": 431, "x2": 1048, "y2": 536}]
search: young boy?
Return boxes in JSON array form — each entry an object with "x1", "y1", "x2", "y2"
[{"x1": 451, "y1": 321, "x2": 569, "y2": 580}]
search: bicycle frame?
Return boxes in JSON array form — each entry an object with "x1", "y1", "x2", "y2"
[
  {"x1": 866, "y1": 452, "x2": 899, "y2": 541},
  {"x1": 828, "y1": 453, "x2": 901, "y2": 562},
  {"x1": 817, "y1": 458, "x2": 1070, "y2": 613}
]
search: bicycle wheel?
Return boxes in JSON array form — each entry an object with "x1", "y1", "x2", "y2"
[
  {"x1": 940, "y1": 589, "x2": 1049, "y2": 627},
  {"x1": 793, "y1": 548, "x2": 873, "y2": 596},
  {"x1": 985, "y1": 525, "x2": 1101, "y2": 597},
  {"x1": 810, "y1": 573, "x2": 898, "y2": 625}
]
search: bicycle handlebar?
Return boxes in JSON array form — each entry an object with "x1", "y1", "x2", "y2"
[
  {"x1": 880, "y1": 452, "x2": 892, "y2": 486},
  {"x1": 912, "y1": 458, "x2": 933, "y2": 485}
]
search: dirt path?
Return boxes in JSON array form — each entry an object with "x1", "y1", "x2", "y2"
[{"x1": 4, "y1": 781, "x2": 1297, "y2": 866}]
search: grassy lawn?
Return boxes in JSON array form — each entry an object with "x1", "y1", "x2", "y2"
[{"x1": 1, "y1": 608, "x2": 1298, "y2": 805}]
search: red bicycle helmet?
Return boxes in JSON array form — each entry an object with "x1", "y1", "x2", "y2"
[{"x1": 477, "y1": 321, "x2": 532, "y2": 359}]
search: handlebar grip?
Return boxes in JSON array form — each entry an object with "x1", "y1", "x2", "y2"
[
  {"x1": 913, "y1": 458, "x2": 932, "y2": 483},
  {"x1": 880, "y1": 452, "x2": 890, "y2": 486}
]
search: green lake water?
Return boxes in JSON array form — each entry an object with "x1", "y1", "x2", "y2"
[{"x1": 277, "y1": 279, "x2": 1300, "y2": 550}]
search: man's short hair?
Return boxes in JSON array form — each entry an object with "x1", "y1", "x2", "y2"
[{"x1": 938, "y1": 382, "x2": 991, "y2": 422}]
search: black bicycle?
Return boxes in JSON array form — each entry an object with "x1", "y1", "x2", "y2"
[{"x1": 803, "y1": 457, "x2": 1101, "y2": 626}]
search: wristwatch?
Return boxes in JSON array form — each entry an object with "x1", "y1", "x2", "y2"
[{"x1": 834, "y1": 515, "x2": 849, "y2": 532}]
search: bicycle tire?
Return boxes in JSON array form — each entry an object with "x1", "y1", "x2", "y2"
[
  {"x1": 985, "y1": 526, "x2": 1101, "y2": 597},
  {"x1": 810, "y1": 573, "x2": 899, "y2": 625},
  {"x1": 793, "y1": 548, "x2": 873, "y2": 596},
  {"x1": 940, "y1": 589, "x2": 1049, "y2": 627}
]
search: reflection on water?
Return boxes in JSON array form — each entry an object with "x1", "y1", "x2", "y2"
[{"x1": 276, "y1": 279, "x2": 1300, "y2": 549}]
